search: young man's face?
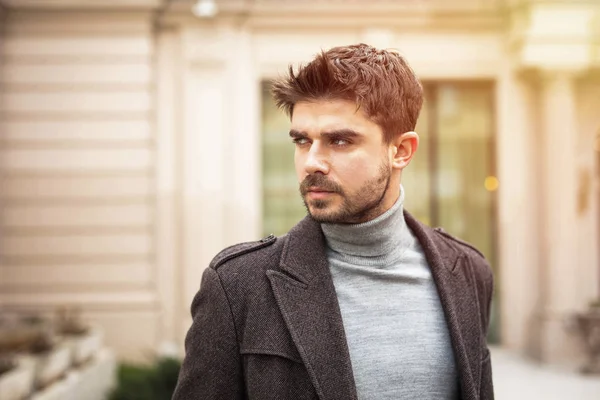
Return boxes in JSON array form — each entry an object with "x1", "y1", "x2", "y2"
[{"x1": 291, "y1": 99, "x2": 396, "y2": 224}]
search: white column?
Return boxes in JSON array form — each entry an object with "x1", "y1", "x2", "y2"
[
  {"x1": 496, "y1": 63, "x2": 542, "y2": 357},
  {"x1": 575, "y1": 75, "x2": 600, "y2": 318},
  {"x1": 538, "y1": 72, "x2": 581, "y2": 364},
  {"x1": 179, "y1": 25, "x2": 229, "y2": 337},
  {"x1": 224, "y1": 24, "x2": 262, "y2": 244},
  {"x1": 155, "y1": 27, "x2": 182, "y2": 351}
]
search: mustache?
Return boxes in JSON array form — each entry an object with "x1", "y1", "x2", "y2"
[{"x1": 300, "y1": 174, "x2": 343, "y2": 195}]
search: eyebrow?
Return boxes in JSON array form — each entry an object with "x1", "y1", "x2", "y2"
[{"x1": 289, "y1": 129, "x2": 363, "y2": 139}]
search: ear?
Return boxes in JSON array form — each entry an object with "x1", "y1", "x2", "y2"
[{"x1": 390, "y1": 131, "x2": 419, "y2": 169}]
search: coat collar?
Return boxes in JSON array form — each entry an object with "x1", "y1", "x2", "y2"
[{"x1": 267, "y1": 212, "x2": 482, "y2": 400}]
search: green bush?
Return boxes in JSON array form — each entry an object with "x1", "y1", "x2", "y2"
[{"x1": 108, "y1": 357, "x2": 181, "y2": 400}]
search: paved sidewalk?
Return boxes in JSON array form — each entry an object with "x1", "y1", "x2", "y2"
[{"x1": 491, "y1": 347, "x2": 600, "y2": 399}]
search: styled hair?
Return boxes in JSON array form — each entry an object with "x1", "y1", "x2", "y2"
[{"x1": 271, "y1": 43, "x2": 424, "y2": 143}]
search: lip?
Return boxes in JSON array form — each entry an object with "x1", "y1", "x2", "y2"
[
  {"x1": 306, "y1": 189, "x2": 334, "y2": 199},
  {"x1": 307, "y1": 186, "x2": 333, "y2": 192}
]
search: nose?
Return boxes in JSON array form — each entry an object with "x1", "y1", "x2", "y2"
[{"x1": 304, "y1": 143, "x2": 329, "y2": 175}]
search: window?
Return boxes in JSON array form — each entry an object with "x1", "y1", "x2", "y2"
[{"x1": 261, "y1": 82, "x2": 307, "y2": 236}]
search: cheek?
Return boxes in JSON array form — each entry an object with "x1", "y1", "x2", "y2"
[
  {"x1": 335, "y1": 155, "x2": 378, "y2": 185},
  {"x1": 294, "y1": 151, "x2": 305, "y2": 180}
]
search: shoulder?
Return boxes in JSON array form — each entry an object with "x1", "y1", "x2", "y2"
[
  {"x1": 209, "y1": 233, "x2": 283, "y2": 272},
  {"x1": 432, "y1": 227, "x2": 485, "y2": 259},
  {"x1": 432, "y1": 227, "x2": 493, "y2": 283}
]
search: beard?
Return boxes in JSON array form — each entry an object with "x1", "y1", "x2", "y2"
[{"x1": 299, "y1": 161, "x2": 391, "y2": 224}]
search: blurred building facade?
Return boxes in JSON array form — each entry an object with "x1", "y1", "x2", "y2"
[{"x1": 0, "y1": 0, "x2": 599, "y2": 368}]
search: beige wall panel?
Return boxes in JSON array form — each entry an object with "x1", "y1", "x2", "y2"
[
  {"x1": 1, "y1": 63, "x2": 152, "y2": 85},
  {"x1": 0, "y1": 262, "x2": 152, "y2": 287},
  {"x1": 3, "y1": 234, "x2": 151, "y2": 256},
  {"x1": 2, "y1": 36, "x2": 152, "y2": 56},
  {"x1": 252, "y1": 30, "x2": 359, "y2": 67},
  {"x1": 1, "y1": 92, "x2": 151, "y2": 113},
  {"x1": 5, "y1": 13, "x2": 152, "y2": 35},
  {"x1": 2, "y1": 1, "x2": 161, "y2": 10},
  {"x1": 1, "y1": 120, "x2": 151, "y2": 143},
  {"x1": 2, "y1": 204, "x2": 152, "y2": 227},
  {"x1": 1, "y1": 148, "x2": 151, "y2": 171},
  {"x1": 0, "y1": 9, "x2": 159, "y2": 361},
  {"x1": 1, "y1": 175, "x2": 152, "y2": 200},
  {"x1": 0, "y1": 289, "x2": 155, "y2": 309},
  {"x1": 396, "y1": 33, "x2": 501, "y2": 61},
  {"x1": 2, "y1": 55, "x2": 153, "y2": 65},
  {"x1": 395, "y1": 33, "x2": 502, "y2": 78}
]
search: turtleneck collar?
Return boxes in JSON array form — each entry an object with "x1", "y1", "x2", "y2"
[{"x1": 320, "y1": 185, "x2": 413, "y2": 261}]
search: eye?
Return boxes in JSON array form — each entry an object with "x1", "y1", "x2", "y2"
[
  {"x1": 332, "y1": 138, "x2": 350, "y2": 146},
  {"x1": 293, "y1": 137, "x2": 310, "y2": 146}
]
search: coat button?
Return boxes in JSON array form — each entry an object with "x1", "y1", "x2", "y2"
[{"x1": 260, "y1": 234, "x2": 275, "y2": 243}]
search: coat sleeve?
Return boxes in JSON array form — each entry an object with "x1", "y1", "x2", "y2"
[
  {"x1": 471, "y1": 255, "x2": 495, "y2": 400},
  {"x1": 478, "y1": 256, "x2": 494, "y2": 338},
  {"x1": 172, "y1": 267, "x2": 245, "y2": 400}
]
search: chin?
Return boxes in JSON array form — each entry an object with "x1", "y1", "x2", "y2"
[
  {"x1": 307, "y1": 208, "x2": 341, "y2": 223},
  {"x1": 303, "y1": 197, "x2": 341, "y2": 221}
]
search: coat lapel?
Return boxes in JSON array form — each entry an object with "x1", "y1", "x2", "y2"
[
  {"x1": 405, "y1": 211, "x2": 483, "y2": 400},
  {"x1": 267, "y1": 216, "x2": 357, "y2": 400}
]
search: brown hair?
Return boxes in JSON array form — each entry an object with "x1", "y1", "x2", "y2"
[{"x1": 271, "y1": 43, "x2": 423, "y2": 143}]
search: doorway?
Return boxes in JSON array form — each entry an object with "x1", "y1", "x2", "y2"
[{"x1": 260, "y1": 80, "x2": 499, "y2": 341}]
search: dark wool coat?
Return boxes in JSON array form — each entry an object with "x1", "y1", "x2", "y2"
[{"x1": 173, "y1": 212, "x2": 495, "y2": 400}]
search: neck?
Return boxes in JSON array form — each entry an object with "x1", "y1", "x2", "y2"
[{"x1": 320, "y1": 186, "x2": 411, "y2": 258}]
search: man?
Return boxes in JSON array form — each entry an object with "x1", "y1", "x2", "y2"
[{"x1": 173, "y1": 43, "x2": 494, "y2": 400}]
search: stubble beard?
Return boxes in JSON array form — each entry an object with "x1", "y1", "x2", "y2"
[{"x1": 300, "y1": 161, "x2": 392, "y2": 224}]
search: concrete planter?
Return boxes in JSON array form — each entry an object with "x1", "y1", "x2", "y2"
[
  {"x1": 0, "y1": 325, "x2": 41, "y2": 353},
  {"x1": 65, "y1": 327, "x2": 103, "y2": 366},
  {"x1": 30, "y1": 348, "x2": 116, "y2": 400},
  {"x1": 68, "y1": 348, "x2": 116, "y2": 400},
  {"x1": 29, "y1": 373, "x2": 76, "y2": 400},
  {"x1": 0, "y1": 357, "x2": 36, "y2": 400},
  {"x1": 575, "y1": 309, "x2": 600, "y2": 374},
  {"x1": 32, "y1": 343, "x2": 72, "y2": 389}
]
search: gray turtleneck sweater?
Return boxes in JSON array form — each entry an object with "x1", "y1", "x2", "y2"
[{"x1": 321, "y1": 187, "x2": 458, "y2": 400}]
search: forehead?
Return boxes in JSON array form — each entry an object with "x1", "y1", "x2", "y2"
[{"x1": 291, "y1": 99, "x2": 381, "y2": 135}]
